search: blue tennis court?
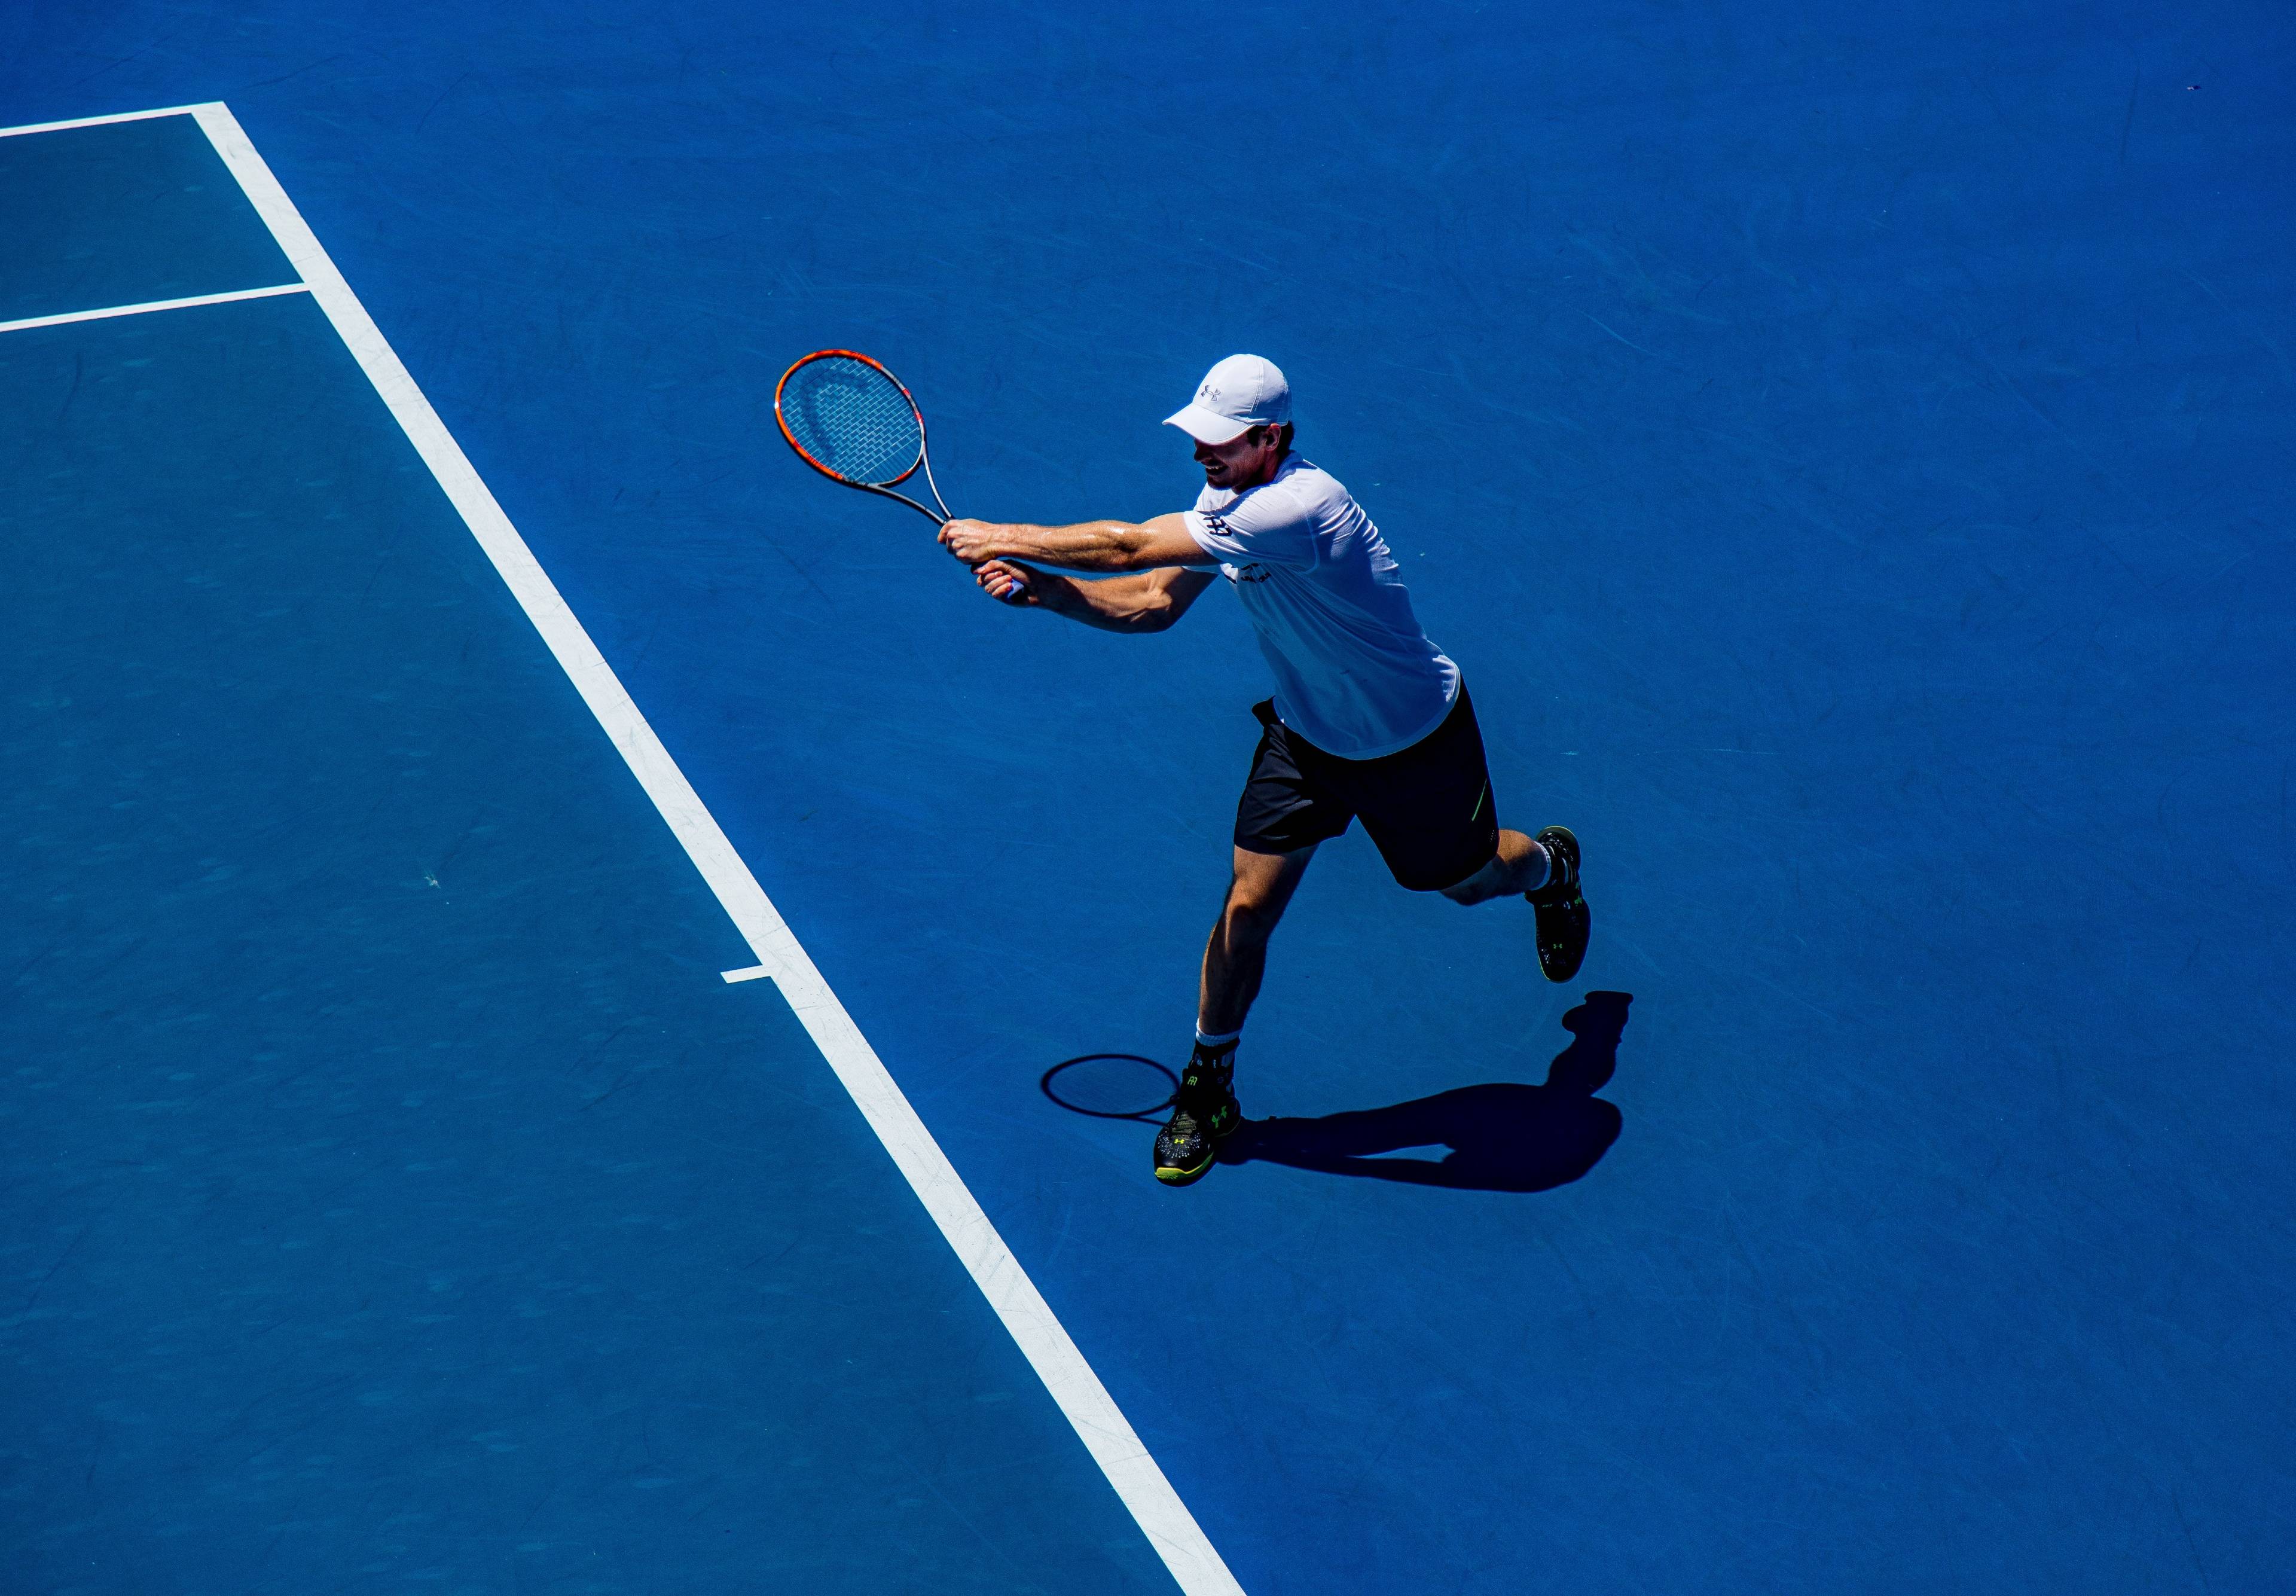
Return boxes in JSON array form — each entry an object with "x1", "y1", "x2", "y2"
[{"x1": 4, "y1": 6, "x2": 2291, "y2": 1592}]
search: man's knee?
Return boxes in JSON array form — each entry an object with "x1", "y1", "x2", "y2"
[
  {"x1": 1439, "y1": 854, "x2": 1508, "y2": 905},
  {"x1": 1220, "y1": 886, "x2": 1283, "y2": 943},
  {"x1": 1221, "y1": 874, "x2": 1294, "y2": 941},
  {"x1": 1220, "y1": 845, "x2": 1311, "y2": 944}
]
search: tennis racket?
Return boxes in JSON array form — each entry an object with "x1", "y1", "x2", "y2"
[
  {"x1": 774, "y1": 349, "x2": 954, "y2": 524},
  {"x1": 775, "y1": 350, "x2": 1033, "y2": 606}
]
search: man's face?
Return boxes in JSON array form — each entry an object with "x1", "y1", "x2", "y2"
[{"x1": 1194, "y1": 425, "x2": 1285, "y2": 491}]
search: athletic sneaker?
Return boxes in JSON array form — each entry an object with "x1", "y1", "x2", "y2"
[
  {"x1": 1526, "y1": 825, "x2": 1590, "y2": 983},
  {"x1": 1153, "y1": 1042, "x2": 1241, "y2": 1186}
]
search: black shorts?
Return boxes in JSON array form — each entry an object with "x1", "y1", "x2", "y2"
[{"x1": 1234, "y1": 687, "x2": 1501, "y2": 892}]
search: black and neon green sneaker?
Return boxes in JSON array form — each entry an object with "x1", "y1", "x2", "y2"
[
  {"x1": 1526, "y1": 825, "x2": 1590, "y2": 983},
  {"x1": 1153, "y1": 1043, "x2": 1240, "y2": 1186}
]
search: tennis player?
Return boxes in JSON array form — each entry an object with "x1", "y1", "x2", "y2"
[{"x1": 938, "y1": 355, "x2": 1589, "y2": 1186}]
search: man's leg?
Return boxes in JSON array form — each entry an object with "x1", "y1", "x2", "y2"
[
  {"x1": 1199, "y1": 844, "x2": 1319, "y2": 1037},
  {"x1": 1440, "y1": 825, "x2": 1589, "y2": 984},
  {"x1": 1437, "y1": 829, "x2": 1549, "y2": 907},
  {"x1": 1156, "y1": 844, "x2": 1317, "y2": 1187},
  {"x1": 1344, "y1": 688, "x2": 1584, "y2": 976}
]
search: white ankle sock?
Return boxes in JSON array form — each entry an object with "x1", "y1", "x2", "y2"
[{"x1": 1194, "y1": 1026, "x2": 1242, "y2": 1051}]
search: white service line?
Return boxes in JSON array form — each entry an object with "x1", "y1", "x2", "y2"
[
  {"x1": 179, "y1": 100, "x2": 1244, "y2": 1596},
  {"x1": 0, "y1": 282, "x2": 307, "y2": 337},
  {"x1": 720, "y1": 965, "x2": 775, "y2": 985}
]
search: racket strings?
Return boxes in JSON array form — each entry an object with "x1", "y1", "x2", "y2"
[{"x1": 780, "y1": 356, "x2": 923, "y2": 486}]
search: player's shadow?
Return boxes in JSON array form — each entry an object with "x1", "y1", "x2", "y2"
[{"x1": 1219, "y1": 991, "x2": 1634, "y2": 1192}]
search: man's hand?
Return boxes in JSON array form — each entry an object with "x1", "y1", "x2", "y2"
[
  {"x1": 939, "y1": 518, "x2": 1003, "y2": 565},
  {"x1": 973, "y1": 559, "x2": 1037, "y2": 607}
]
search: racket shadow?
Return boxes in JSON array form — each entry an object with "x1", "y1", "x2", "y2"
[
  {"x1": 1216, "y1": 991, "x2": 1635, "y2": 1194},
  {"x1": 1041, "y1": 1054, "x2": 1180, "y2": 1123}
]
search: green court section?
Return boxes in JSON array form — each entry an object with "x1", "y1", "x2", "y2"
[
  {"x1": 0, "y1": 114, "x2": 294, "y2": 322},
  {"x1": 0, "y1": 291, "x2": 1173, "y2": 1592}
]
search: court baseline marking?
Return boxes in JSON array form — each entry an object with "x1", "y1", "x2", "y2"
[
  {"x1": 0, "y1": 100, "x2": 1244, "y2": 1596},
  {"x1": 0, "y1": 283, "x2": 309, "y2": 337},
  {"x1": 0, "y1": 102, "x2": 218, "y2": 138}
]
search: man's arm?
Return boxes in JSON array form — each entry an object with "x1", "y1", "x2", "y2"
[
  {"x1": 941, "y1": 512, "x2": 1205, "y2": 573},
  {"x1": 974, "y1": 560, "x2": 1214, "y2": 634}
]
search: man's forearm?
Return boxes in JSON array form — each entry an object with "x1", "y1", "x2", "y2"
[
  {"x1": 991, "y1": 520, "x2": 1161, "y2": 573},
  {"x1": 942, "y1": 512, "x2": 1201, "y2": 574},
  {"x1": 1030, "y1": 569, "x2": 1180, "y2": 633}
]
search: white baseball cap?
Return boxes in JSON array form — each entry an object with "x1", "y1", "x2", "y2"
[{"x1": 1163, "y1": 353, "x2": 1292, "y2": 445}]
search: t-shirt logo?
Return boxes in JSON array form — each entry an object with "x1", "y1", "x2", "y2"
[{"x1": 1204, "y1": 512, "x2": 1268, "y2": 580}]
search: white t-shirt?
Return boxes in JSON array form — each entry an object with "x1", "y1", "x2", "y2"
[{"x1": 1184, "y1": 456, "x2": 1459, "y2": 759}]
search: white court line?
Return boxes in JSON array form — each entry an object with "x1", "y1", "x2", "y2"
[
  {"x1": 170, "y1": 101, "x2": 1244, "y2": 1596},
  {"x1": 0, "y1": 103, "x2": 214, "y2": 138},
  {"x1": 0, "y1": 282, "x2": 308, "y2": 337},
  {"x1": 720, "y1": 965, "x2": 775, "y2": 984}
]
